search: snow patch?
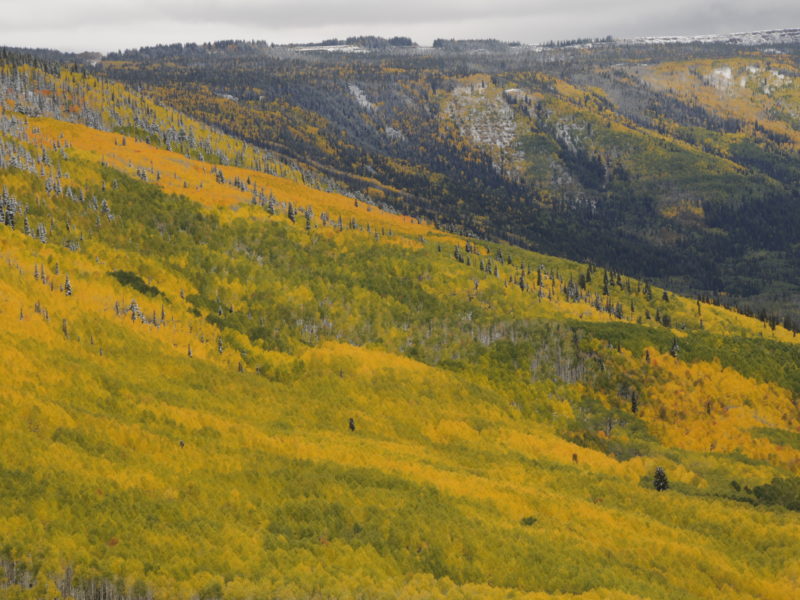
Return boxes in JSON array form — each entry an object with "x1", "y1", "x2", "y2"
[
  {"x1": 715, "y1": 67, "x2": 732, "y2": 80},
  {"x1": 296, "y1": 45, "x2": 367, "y2": 54},
  {"x1": 348, "y1": 84, "x2": 375, "y2": 111},
  {"x1": 708, "y1": 67, "x2": 733, "y2": 91},
  {"x1": 384, "y1": 126, "x2": 406, "y2": 142}
]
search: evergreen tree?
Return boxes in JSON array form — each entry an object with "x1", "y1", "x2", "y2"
[
  {"x1": 653, "y1": 467, "x2": 669, "y2": 491},
  {"x1": 64, "y1": 274, "x2": 72, "y2": 296},
  {"x1": 129, "y1": 299, "x2": 140, "y2": 321}
]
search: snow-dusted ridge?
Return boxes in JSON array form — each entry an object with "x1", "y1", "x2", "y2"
[{"x1": 617, "y1": 28, "x2": 800, "y2": 47}]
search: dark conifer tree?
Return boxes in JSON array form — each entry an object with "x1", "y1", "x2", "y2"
[{"x1": 654, "y1": 467, "x2": 669, "y2": 491}]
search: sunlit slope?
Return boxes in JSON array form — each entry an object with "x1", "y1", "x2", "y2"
[
  {"x1": 17, "y1": 111, "x2": 800, "y2": 344},
  {"x1": 631, "y1": 57, "x2": 800, "y2": 146},
  {"x1": 0, "y1": 58, "x2": 342, "y2": 196},
  {"x1": 1, "y1": 110, "x2": 800, "y2": 599}
]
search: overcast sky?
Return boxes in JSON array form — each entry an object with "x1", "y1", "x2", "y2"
[{"x1": 1, "y1": 0, "x2": 798, "y2": 53}]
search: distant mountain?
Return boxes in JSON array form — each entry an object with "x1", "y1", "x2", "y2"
[{"x1": 96, "y1": 33, "x2": 800, "y2": 327}]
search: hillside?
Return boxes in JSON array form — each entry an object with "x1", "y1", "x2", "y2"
[
  {"x1": 95, "y1": 37, "x2": 800, "y2": 326},
  {"x1": 1, "y1": 55, "x2": 800, "y2": 599}
]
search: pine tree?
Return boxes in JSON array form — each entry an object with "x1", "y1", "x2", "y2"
[
  {"x1": 64, "y1": 274, "x2": 72, "y2": 296},
  {"x1": 653, "y1": 467, "x2": 669, "y2": 491},
  {"x1": 129, "y1": 299, "x2": 140, "y2": 321}
]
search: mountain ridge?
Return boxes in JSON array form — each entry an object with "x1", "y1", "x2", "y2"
[{"x1": 89, "y1": 34, "x2": 800, "y2": 328}]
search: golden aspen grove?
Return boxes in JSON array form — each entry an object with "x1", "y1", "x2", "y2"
[{"x1": 1, "y1": 39, "x2": 800, "y2": 600}]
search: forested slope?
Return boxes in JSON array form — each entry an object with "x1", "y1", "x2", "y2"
[
  {"x1": 97, "y1": 39, "x2": 800, "y2": 325},
  {"x1": 1, "y1": 52, "x2": 800, "y2": 600}
]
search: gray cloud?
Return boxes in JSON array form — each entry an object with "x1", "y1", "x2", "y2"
[{"x1": 0, "y1": 0, "x2": 797, "y2": 52}]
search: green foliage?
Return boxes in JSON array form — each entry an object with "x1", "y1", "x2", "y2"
[
  {"x1": 109, "y1": 270, "x2": 163, "y2": 297},
  {"x1": 751, "y1": 428, "x2": 800, "y2": 451},
  {"x1": 752, "y1": 477, "x2": 800, "y2": 511}
]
